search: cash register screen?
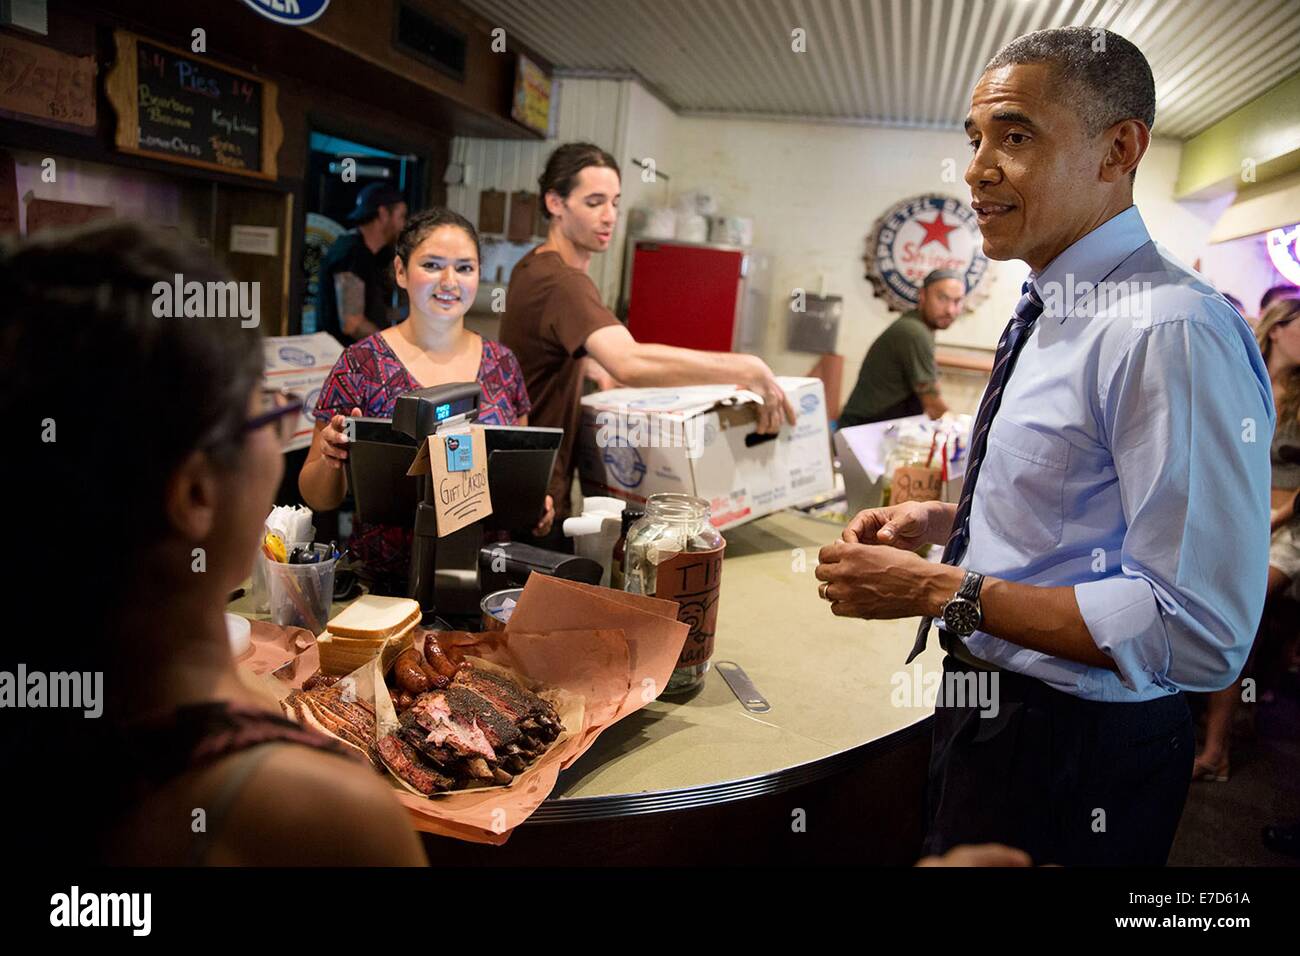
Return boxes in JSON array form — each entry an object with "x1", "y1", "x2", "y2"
[
  {"x1": 434, "y1": 395, "x2": 477, "y2": 423},
  {"x1": 480, "y1": 426, "x2": 562, "y2": 529}
]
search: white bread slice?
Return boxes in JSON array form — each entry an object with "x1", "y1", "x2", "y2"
[
  {"x1": 317, "y1": 630, "x2": 390, "y2": 652},
  {"x1": 317, "y1": 620, "x2": 417, "y2": 676},
  {"x1": 327, "y1": 595, "x2": 420, "y2": 640}
]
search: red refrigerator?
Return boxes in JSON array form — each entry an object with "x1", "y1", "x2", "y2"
[{"x1": 624, "y1": 239, "x2": 769, "y2": 353}]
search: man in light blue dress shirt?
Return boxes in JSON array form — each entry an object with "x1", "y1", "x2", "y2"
[{"x1": 816, "y1": 28, "x2": 1273, "y2": 864}]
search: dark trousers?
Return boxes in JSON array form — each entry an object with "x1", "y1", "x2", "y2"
[{"x1": 923, "y1": 655, "x2": 1194, "y2": 866}]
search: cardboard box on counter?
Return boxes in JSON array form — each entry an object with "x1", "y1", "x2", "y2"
[
  {"x1": 575, "y1": 377, "x2": 834, "y2": 531},
  {"x1": 262, "y1": 332, "x2": 344, "y2": 453}
]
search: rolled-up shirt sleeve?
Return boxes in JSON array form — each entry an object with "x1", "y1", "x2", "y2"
[{"x1": 1074, "y1": 316, "x2": 1274, "y2": 693}]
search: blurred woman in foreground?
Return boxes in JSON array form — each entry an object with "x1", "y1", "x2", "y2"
[{"x1": 0, "y1": 221, "x2": 425, "y2": 865}]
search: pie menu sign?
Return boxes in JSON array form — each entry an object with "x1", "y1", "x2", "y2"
[
  {"x1": 106, "y1": 31, "x2": 281, "y2": 180},
  {"x1": 135, "y1": 40, "x2": 262, "y2": 169}
]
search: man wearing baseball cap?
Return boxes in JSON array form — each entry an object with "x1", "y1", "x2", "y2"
[
  {"x1": 838, "y1": 268, "x2": 965, "y2": 426},
  {"x1": 317, "y1": 182, "x2": 408, "y2": 346}
]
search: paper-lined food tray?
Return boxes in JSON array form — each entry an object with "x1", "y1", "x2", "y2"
[
  {"x1": 259, "y1": 573, "x2": 689, "y2": 845},
  {"x1": 378, "y1": 623, "x2": 633, "y2": 842},
  {"x1": 506, "y1": 575, "x2": 689, "y2": 765}
]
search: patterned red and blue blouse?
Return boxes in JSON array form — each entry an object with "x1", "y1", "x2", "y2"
[{"x1": 312, "y1": 332, "x2": 532, "y2": 585}]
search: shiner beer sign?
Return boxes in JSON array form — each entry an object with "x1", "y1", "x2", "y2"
[
  {"x1": 241, "y1": 0, "x2": 331, "y2": 26},
  {"x1": 865, "y1": 194, "x2": 989, "y2": 313}
]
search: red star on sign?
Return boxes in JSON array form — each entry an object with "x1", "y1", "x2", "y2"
[{"x1": 917, "y1": 213, "x2": 958, "y2": 250}]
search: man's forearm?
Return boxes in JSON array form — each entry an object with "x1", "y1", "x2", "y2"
[
  {"x1": 920, "y1": 564, "x2": 1117, "y2": 671},
  {"x1": 582, "y1": 357, "x2": 620, "y2": 391},
  {"x1": 615, "y1": 343, "x2": 753, "y2": 388},
  {"x1": 917, "y1": 383, "x2": 949, "y2": 419}
]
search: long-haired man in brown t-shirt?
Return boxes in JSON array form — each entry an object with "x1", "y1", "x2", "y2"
[{"x1": 501, "y1": 142, "x2": 795, "y2": 531}]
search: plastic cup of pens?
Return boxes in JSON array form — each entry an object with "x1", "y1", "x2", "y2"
[
  {"x1": 251, "y1": 526, "x2": 315, "y2": 613},
  {"x1": 266, "y1": 543, "x2": 337, "y2": 635}
]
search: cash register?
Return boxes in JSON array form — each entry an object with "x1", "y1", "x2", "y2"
[{"x1": 346, "y1": 382, "x2": 601, "y2": 623}]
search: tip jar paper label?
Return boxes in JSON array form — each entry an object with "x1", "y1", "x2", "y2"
[{"x1": 654, "y1": 544, "x2": 725, "y2": 668}]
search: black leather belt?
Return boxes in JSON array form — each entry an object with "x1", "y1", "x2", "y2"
[{"x1": 937, "y1": 626, "x2": 1001, "y2": 672}]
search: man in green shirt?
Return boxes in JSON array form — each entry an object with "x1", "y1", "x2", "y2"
[{"x1": 838, "y1": 269, "x2": 965, "y2": 426}]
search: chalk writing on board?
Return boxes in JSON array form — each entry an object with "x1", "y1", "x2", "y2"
[
  {"x1": 133, "y1": 41, "x2": 262, "y2": 172},
  {"x1": 138, "y1": 86, "x2": 193, "y2": 128}
]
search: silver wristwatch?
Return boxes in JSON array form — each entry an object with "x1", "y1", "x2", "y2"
[{"x1": 940, "y1": 570, "x2": 985, "y2": 637}]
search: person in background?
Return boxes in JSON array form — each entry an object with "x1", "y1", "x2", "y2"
[
  {"x1": 0, "y1": 221, "x2": 425, "y2": 865},
  {"x1": 815, "y1": 27, "x2": 1273, "y2": 865},
  {"x1": 500, "y1": 142, "x2": 796, "y2": 535},
  {"x1": 1260, "y1": 283, "x2": 1300, "y2": 316},
  {"x1": 300, "y1": 208, "x2": 549, "y2": 594},
  {"x1": 1194, "y1": 296, "x2": 1300, "y2": 782},
  {"x1": 838, "y1": 269, "x2": 965, "y2": 427},
  {"x1": 317, "y1": 182, "x2": 409, "y2": 347}
]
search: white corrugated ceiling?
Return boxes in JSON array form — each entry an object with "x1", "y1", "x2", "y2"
[{"x1": 459, "y1": 0, "x2": 1300, "y2": 139}]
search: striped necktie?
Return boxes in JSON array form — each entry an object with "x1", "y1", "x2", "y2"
[{"x1": 905, "y1": 282, "x2": 1045, "y2": 664}]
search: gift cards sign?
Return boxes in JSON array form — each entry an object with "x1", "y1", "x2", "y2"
[{"x1": 407, "y1": 425, "x2": 493, "y2": 536}]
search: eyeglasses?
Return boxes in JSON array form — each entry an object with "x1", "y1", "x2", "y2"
[{"x1": 244, "y1": 387, "x2": 304, "y2": 445}]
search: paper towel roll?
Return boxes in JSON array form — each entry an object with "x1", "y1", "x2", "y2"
[
  {"x1": 641, "y1": 207, "x2": 677, "y2": 239},
  {"x1": 677, "y1": 214, "x2": 709, "y2": 243}
]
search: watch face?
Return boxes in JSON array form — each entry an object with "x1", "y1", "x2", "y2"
[{"x1": 943, "y1": 599, "x2": 981, "y2": 636}]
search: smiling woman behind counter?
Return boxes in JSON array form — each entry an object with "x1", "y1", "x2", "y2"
[
  {"x1": 0, "y1": 222, "x2": 425, "y2": 866},
  {"x1": 299, "y1": 208, "x2": 552, "y2": 593}
]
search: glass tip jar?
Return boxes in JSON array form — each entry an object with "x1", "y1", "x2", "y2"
[{"x1": 623, "y1": 493, "x2": 726, "y2": 695}]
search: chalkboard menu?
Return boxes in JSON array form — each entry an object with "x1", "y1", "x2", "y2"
[
  {"x1": 134, "y1": 41, "x2": 262, "y2": 171},
  {"x1": 107, "y1": 31, "x2": 281, "y2": 181}
]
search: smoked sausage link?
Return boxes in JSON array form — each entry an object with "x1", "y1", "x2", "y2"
[
  {"x1": 424, "y1": 634, "x2": 461, "y2": 680},
  {"x1": 394, "y1": 649, "x2": 431, "y2": 694}
]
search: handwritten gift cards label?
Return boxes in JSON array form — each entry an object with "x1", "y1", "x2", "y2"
[{"x1": 406, "y1": 425, "x2": 493, "y2": 536}]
